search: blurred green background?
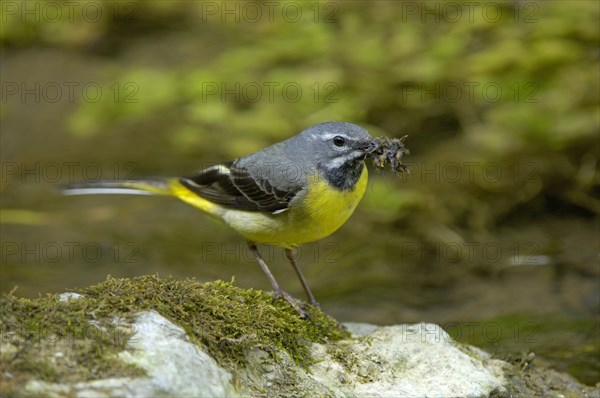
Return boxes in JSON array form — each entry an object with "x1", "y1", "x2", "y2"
[{"x1": 1, "y1": 0, "x2": 598, "y2": 385}]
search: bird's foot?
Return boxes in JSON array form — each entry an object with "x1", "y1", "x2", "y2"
[{"x1": 273, "y1": 289, "x2": 311, "y2": 319}]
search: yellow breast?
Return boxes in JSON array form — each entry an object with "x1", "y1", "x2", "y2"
[
  {"x1": 225, "y1": 166, "x2": 368, "y2": 247},
  {"x1": 290, "y1": 166, "x2": 368, "y2": 244}
]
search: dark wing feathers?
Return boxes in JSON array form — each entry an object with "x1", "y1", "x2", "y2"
[{"x1": 180, "y1": 162, "x2": 300, "y2": 213}]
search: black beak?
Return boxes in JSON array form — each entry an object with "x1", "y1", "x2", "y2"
[
  {"x1": 357, "y1": 139, "x2": 378, "y2": 153},
  {"x1": 354, "y1": 138, "x2": 378, "y2": 160}
]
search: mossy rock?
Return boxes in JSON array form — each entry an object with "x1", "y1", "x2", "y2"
[
  {"x1": 2, "y1": 276, "x2": 596, "y2": 397},
  {"x1": 0, "y1": 275, "x2": 347, "y2": 394}
]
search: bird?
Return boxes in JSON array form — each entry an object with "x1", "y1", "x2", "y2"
[{"x1": 63, "y1": 121, "x2": 379, "y2": 317}]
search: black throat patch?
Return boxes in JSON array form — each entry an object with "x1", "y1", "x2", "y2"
[{"x1": 319, "y1": 161, "x2": 364, "y2": 191}]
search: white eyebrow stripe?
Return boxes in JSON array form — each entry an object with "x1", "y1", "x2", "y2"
[{"x1": 319, "y1": 132, "x2": 352, "y2": 141}]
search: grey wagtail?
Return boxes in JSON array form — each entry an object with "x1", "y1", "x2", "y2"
[{"x1": 63, "y1": 121, "x2": 407, "y2": 317}]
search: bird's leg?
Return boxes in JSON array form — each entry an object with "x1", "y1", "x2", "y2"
[
  {"x1": 285, "y1": 248, "x2": 319, "y2": 307},
  {"x1": 247, "y1": 242, "x2": 309, "y2": 318}
]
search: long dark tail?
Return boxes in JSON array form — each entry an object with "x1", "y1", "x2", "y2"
[{"x1": 61, "y1": 178, "x2": 175, "y2": 196}]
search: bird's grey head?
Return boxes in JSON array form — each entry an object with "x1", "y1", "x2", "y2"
[
  {"x1": 234, "y1": 122, "x2": 374, "y2": 192},
  {"x1": 297, "y1": 121, "x2": 374, "y2": 165},
  {"x1": 292, "y1": 121, "x2": 375, "y2": 190}
]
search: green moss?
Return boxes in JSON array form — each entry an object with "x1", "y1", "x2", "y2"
[
  {"x1": 79, "y1": 275, "x2": 349, "y2": 368},
  {"x1": 1, "y1": 275, "x2": 348, "y2": 392},
  {"x1": 0, "y1": 289, "x2": 146, "y2": 392}
]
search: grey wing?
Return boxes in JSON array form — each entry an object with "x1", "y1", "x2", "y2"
[{"x1": 179, "y1": 161, "x2": 301, "y2": 213}]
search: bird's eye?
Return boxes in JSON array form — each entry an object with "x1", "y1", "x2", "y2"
[{"x1": 333, "y1": 136, "x2": 346, "y2": 147}]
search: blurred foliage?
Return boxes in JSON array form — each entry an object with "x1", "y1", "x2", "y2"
[{"x1": 3, "y1": 0, "x2": 597, "y2": 243}]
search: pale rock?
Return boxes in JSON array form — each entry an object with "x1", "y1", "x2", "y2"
[
  {"x1": 22, "y1": 310, "x2": 597, "y2": 398},
  {"x1": 57, "y1": 292, "x2": 84, "y2": 302},
  {"x1": 25, "y1": 310, "x2": 240, "y2": 397}
]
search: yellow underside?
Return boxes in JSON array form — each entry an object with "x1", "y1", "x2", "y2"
[{"x1": 168, "y1": 166, "x2": 368, "y2": 248}]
